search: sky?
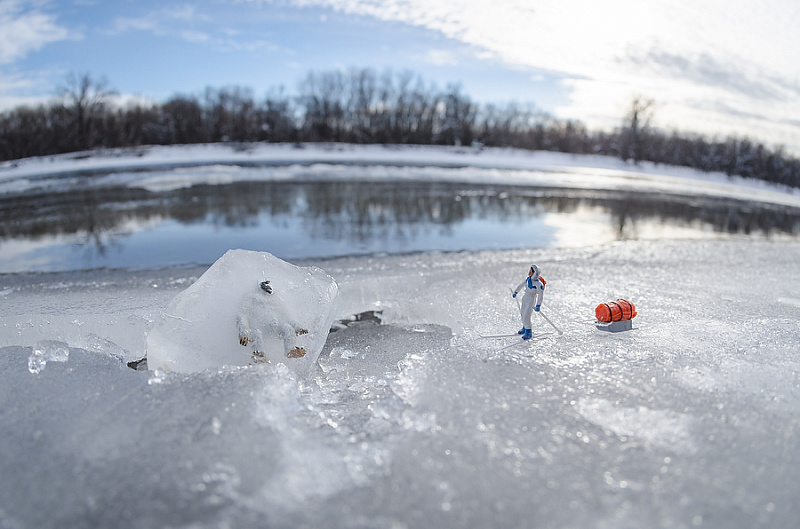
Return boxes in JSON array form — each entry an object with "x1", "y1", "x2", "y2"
[{"x1": 1, "y1": 0, "x2": 799, "y2": 153}]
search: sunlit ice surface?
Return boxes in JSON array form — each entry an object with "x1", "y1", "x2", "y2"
[
  {"x1": 1, "y1": 239, "x2": 799, "y2": 528},
  {"x1": 1, "y1": 149, "x2": 800, "y2": 528}
]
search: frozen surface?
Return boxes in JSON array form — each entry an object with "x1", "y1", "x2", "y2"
[
  {"x1": 2, "y1": 239, "x2": 800, "y2": 528},
  {"x1": 146, "y1": 250, "x2": 339, "y2": 374}
]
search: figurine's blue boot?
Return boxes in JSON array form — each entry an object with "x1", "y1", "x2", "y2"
[
  {"x1": 517, "y1": 327, "x2": 525, "y2": 335},
  {"x1": 521, "y1": 328, "x2": 532, "y2": 340}
]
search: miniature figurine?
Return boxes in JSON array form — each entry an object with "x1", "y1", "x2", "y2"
[
  {"x1": 237, "y1": 279, "x2": 309, "y2": 362},
  {"x1": 512, "y1": 264, "x2": 545, "y2": 340}
]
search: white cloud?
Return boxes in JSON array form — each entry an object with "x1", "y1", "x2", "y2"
[
  {"x1": 112, "y1": 15, "x2": 160, "y2": 34},
  {"x1": 279, "y1": 0, "x2": 800, "y2": 150},
  {"x1": 0, "y1": 0, "x2": 73, "y2": 64},
  {"x1": 0, "y1": 74, "x2": 49, "y2": 109},
  {"x1": 425, "y1": 49, "x2": 457, "y2": 66},
  {"x1": 181, "y1": 30, "x2": 211, "y2": 43},
  {"x1": 111, "y1": 4, "x2": 212, "y2": 37},
  {"x1": 110, "y1": 3, "x2": 285, "y2": 55},
  {"x1": 165, "y1": 4, "x2": 208, "y2": 22}
]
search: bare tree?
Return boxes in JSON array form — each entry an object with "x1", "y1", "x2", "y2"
[
  {"x1": 2, "y1": 69, "x2": 797, "y2": 188},
  {"x1": 620, "y1": 96, "x2": 654, "y2": 163},
  {"x1": 58, "y1": 72, "x2": 116, "y2": 151},
  {"x1": 259, "y1": 87, "x2": 297, "y2": 142},
  {"x1": 163, "y1": 96, "x2": 205, "y2": 144},
  {"x1": 437, "y1": 83, "x2": 476, "y2": 146},
  {"x1": 297, "y1": 70, "x2": 347, "y2": 142}
]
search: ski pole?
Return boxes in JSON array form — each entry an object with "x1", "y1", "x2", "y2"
[
  {"x1": 538, "y1": 309, "x2": 563, "y2": 335},
  {"x1": 509, "y1": 287, "x2": 521, "y2": 310}
]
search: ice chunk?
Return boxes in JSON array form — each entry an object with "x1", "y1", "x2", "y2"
[
  {"x1": 27, "y1": 340, "x2": 70, "y2": 374},
  {"x1": 146, "y1": 250, "x2": 339, "y2": 374}
]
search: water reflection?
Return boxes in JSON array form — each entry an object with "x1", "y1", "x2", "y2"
[{"x1": 1, "y1": 180, "x2": 799, "y2": 272}]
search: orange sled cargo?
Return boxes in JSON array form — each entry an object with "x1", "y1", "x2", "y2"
[{"x1": 595, "y1": 299, "x2": 637, "y2": 332}]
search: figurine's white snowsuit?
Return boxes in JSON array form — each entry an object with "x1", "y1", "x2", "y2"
[{"x1": 514, "y1": 271, "x2": 544, "y2": 330}]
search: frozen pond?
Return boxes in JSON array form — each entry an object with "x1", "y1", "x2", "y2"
[{"x1": 2, "y1": 176, "x2": 800, "y2": 273}]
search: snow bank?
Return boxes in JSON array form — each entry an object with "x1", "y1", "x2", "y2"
[{"x1": 2, "y1": 143, "x2": 799, "y2": 208}]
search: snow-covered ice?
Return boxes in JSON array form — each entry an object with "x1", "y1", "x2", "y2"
[
  {"x1": 146, "y1": 249, "x2": 339, "y2": 374},
  {"x1": 3, "y1": 143, "x2": 800, "y2": 208},
  {"x1": 2, "y1": 240, "x2": 799, "y2": 528},
  {"x1": 1, "y1": 145, "x2": 799, "y2": 528}
]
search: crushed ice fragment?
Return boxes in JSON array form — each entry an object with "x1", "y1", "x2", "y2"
[
  {"x1": 27, "y1": 340, "x2": 70, "y2": 374},
  {"x1": 36, "y1": 340, "x2": 69, "y2": 362},
  {"x1": 27, "y1": 355, "x2": 46, "y2": 375},
  {"x1": 146, "y1": 249, "x2": 339, "y2": 374},
  {"x1": 334, "y1": 347, "x2": 360, "y2": 359},
  {"x1": 148, "y1": 369, "x2": 167, "y2": 385}
]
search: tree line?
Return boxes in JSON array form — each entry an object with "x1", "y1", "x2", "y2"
[{"x1": 1, "y1": 69, "x2": 798, "y2": 189}]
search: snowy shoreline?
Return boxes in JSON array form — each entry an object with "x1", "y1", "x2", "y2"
[{"x1": 3, "y1": 142, "x2": 800, "y2": 208}]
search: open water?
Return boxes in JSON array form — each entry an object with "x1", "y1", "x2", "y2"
[{"x1": 2, "y1": 178, "x2": 799, "y2": 273}]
